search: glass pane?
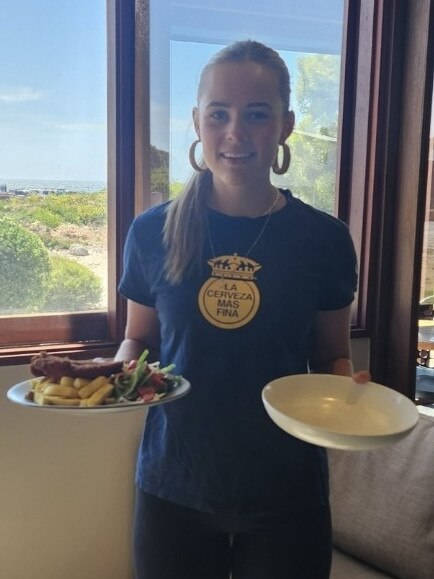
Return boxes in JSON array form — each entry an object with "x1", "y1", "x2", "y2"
[
  {"x1": 417, "y1": 77, "x2": 434, "y2": 401},
  {"x1": 0, "y1": 0, "x2": 107, "y2": 315},
  {"x1": 150, "y1": 0, "x2": 344, "y2": 215}
]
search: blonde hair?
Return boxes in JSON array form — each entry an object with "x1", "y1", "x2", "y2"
[{"x1": 163, "y1": 40, "x2": 291, "y2": 284}]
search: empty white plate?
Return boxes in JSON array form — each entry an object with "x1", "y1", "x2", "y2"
[{"x1": 262, "y1": 374, "x2": 419, "y2": 450}]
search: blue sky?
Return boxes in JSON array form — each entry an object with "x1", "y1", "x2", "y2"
[
  {"x1": 0, "y1": 0, "x2": 299, "y2": 184},
  {"x1": 1, "y1": 1, "x2": 432, "y2": 184},
  {"x1": 0, "y1": 0, "x2": 106, "y2": 182}
]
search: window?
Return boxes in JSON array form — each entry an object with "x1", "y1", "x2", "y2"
[
  {"x1": 147, "y1": 0, "x2": 365, "y2": 325},
  {"x1": 0, "y1": 2, "x2": 108, "y2": 316},
  {"x1": 0, "y1": 0, "x2": 135, "y2": 360},
  {"x1": 149, "y1": 0, "x2": 345, "y2": 214},
  {"x1": 361, "y1": 0, "x2": 434, "y2": 396}
]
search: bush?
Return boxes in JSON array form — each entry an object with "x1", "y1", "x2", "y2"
[
  {"x1": 32, "y1": 207, "x2": 62, "y2": 228},
  {"x1": 0, "y1": 191, "x2": 107, "y2": 230},
  {"x1": 43, "y1": 255, "x2": 102, "y2": 312},
  {"x1": 42, "y1": 192, "x2": 106, "y2": 226},
  {"x1": 0, "y1": 216, "x2": 52, "y2": 313}
]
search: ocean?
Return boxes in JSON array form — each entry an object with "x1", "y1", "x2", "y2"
[{"x1": 0, "y1": 178, "x2": 106, "y2": 194}]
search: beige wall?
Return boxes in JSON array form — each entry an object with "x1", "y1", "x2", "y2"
[
  {"x1": 0, "y1": 363, "x2": 147, "y2": 579},
  {"x1": 0, "y1": 338, "x2": 370, "y2": 579}
]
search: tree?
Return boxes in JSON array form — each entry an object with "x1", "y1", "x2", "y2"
[
  {"x1": 275, "y1": 54, "x2": 340, "y2": 214},
  {"x1": 43, "y1": 255, "x2": 102, "y2": 312},
  {"x1": 150, "y1": 145, "x2": 170, "y2": 199},
  {"x1": 0, "y1": 216, "x2": 52, "y2": 313}
]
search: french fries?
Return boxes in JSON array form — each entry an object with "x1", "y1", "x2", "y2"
[{"x1": 29, "y1": 375, "x2": 115, "y2": 407}]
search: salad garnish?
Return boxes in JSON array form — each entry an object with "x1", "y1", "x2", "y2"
[{"x1": 113, "y1": 349, "x2": 182, "y2": 403}]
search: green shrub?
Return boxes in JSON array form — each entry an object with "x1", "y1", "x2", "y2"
[
  {"x1": 42, "y1": 192, "x2": 106, "y2": 226},
  {"x1": 43, "y1": 255, "x2": 102, "y2": 312},
  {"x1": 0, "y1": 216, "x2": 52, "y2": 313},
  {"x1": 32, "y1": 207, "x2": 62, "y2": 228},
  {"x1": 0, "y1": 191, "x2": 107, "y2": 231}
]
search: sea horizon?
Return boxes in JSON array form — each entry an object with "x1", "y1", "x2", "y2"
[{"x1": 0, "y1": 178, "x2": 107, "y2": 193}]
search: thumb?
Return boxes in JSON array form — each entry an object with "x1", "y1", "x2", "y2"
[{"x1": 353, "y1": 370, "x2": 371, "y2": 384}]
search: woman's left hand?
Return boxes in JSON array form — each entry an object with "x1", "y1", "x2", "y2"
[{"x1": 352, "y1": 370, "x2": 371, "y2": 383}]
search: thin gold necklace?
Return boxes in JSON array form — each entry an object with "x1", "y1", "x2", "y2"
[{"x1": 207, "y1": 187, "x2": 280, "y2": 258}]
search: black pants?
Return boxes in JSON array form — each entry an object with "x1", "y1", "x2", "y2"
[{"x1": 133, "y1": 490, "x2": 332, "y2": 579}]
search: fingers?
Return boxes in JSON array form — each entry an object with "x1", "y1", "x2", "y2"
[{"x1": 352, "y1": 370, "x2": 371, "y2": 384}]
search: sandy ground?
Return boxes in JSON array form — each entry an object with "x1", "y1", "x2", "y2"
[{"x1": 72, "y1": 246, "x2": 108, "y2": 307}]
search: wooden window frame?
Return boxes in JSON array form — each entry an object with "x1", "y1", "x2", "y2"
[{"x1": 348, "y1": 0, "x2": 433, "y2": 396}]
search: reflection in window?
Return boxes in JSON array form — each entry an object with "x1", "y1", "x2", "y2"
[{"x1": 149, "y1": 0, "x2": 344, "y2": 215}]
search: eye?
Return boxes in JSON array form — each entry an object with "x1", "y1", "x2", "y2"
[
  {"x1": 209, "y1": 110, "x2": 228, "y2": 121},
  {"x1": 247, "y1": 111, "x2": 268, "y2": 121}
]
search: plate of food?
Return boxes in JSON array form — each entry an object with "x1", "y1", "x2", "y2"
[
  {"x1": 262, "y1": 374, "x2": 419, "y2": 450},
  {"x1": 7, "y1": 349, "x2": 191, "y2": 414}
]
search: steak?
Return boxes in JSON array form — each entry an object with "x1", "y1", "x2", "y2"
[{"x1": 30, "y1": 352, "x2": 124, "y2": 381}]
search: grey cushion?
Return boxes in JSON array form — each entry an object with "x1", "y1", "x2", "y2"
[
  {"x1": 331, "y1": 548, "x2": 392, "y2": 578},
  {"x1": 329, "y1": 413, "x2": 434, "y2": 579}
]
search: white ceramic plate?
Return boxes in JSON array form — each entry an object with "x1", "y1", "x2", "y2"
[
  {"x1": 7, "y1": 378, "x2": 191, "y2": 414},
  {"x1": 262, "y1": 374, "x2": 419, "y2": 450}
]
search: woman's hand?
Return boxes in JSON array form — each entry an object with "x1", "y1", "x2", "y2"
[
  {"x1": 352, "y1": 370, "x2": 371, "y2": 383},
  {"x1": 309, "y1": 307, "x2": 372, "y2": 384}
]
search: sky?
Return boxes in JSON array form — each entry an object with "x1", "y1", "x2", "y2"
[
  {"x1": 1, "y1": 0, "x2": 432, "y2": 184},
  {"x1": 0, "y1": 0, "x2": 107, "y2": 182}
]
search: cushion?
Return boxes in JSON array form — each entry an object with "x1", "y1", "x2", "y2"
[
  {"x1": 329, "y1": 413, "x2": 434, "y2": 579},
  {"x1": 331, "y1": 548, "x2": 392, "y2": 578}
]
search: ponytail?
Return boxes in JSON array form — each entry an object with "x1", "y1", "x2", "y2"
[{"x1": 163, "y1": 170, "x2": 212, "y2": 284}]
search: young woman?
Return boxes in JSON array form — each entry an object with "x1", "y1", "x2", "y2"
[{"x1": 117, "y1": 40, "x2": 368, "y2": 579}]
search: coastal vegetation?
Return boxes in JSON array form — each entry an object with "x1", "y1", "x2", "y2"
[
  {"x1": 0, "y1": 191, "x2": 106, "y2": 314},
  {"x1": 0, "y1": 215, "x2": 52, "y2": 313},
  {"x1": 0, "y1": 191, "x2": 106, "y2": 250}
]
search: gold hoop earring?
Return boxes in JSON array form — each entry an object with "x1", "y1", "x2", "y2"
[
  {"x1": 189, "y1": 139, "x2": 206, "y2": 172},
  {"x1": 272, "y1": 143, "x2": 291, "y2": 175}
]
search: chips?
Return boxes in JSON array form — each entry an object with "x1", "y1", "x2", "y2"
[{"x1": 28, "y1": 375, "x2": 114, "y2": 407}]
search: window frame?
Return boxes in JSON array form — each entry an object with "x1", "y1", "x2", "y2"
[
  {"x1": 362, "y1": 0, "x2": 434, "y2": 396},
  {"x1": 337, "y1": 0, "x2": 433, "y2": 397}
]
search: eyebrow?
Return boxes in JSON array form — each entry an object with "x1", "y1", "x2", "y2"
[{"x1": 206, "y1": 101, "x2": 272, "y2": 109}]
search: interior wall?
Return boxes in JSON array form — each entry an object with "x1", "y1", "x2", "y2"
[
  {"x1": 0, "y1": 363, "x2": 146, "y2": 579},
  {"x1": 0, "y1": 338, "x2": 370, "y2": 579}
]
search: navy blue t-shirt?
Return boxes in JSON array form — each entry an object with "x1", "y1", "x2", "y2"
[{"x1": 118, "y1": 190, "x2": 358, "y2": 516}]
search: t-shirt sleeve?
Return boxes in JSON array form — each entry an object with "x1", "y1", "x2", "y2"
[
  {"x1": 117, "y1": 217, "x2": 156, "y2": 307},
  {"x1": 318, "y1": 220, "x2": 358, "y2": 311}
]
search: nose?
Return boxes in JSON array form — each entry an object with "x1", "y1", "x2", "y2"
[{"x1": 226, "y1": 115, "x2": 247, "y2": 142}]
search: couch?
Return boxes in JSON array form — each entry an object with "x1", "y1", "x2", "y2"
[{"x1": 329, "y1": 409, "x2": 434, "y2": 579}]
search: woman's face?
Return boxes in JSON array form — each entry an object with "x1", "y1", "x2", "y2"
[{"x1": 193, "y1": 61, "x2": 294, "y2": 192}]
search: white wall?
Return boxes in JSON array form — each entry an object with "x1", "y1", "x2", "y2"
[
  {"x1": 0, "y1": 338, "x2": 370, "y2": 579},
  {"x1": 0, "y1": 364, "x2": 147, "y2": 579}
]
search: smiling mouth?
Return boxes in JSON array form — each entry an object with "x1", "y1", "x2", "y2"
[{"x1": 221, "y1": 152, "x2": 254, "y2": 160}]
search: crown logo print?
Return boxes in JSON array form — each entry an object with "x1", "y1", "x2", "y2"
[{"x1": 208, "y1": 254, "x2": 262, "y2": 280}]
